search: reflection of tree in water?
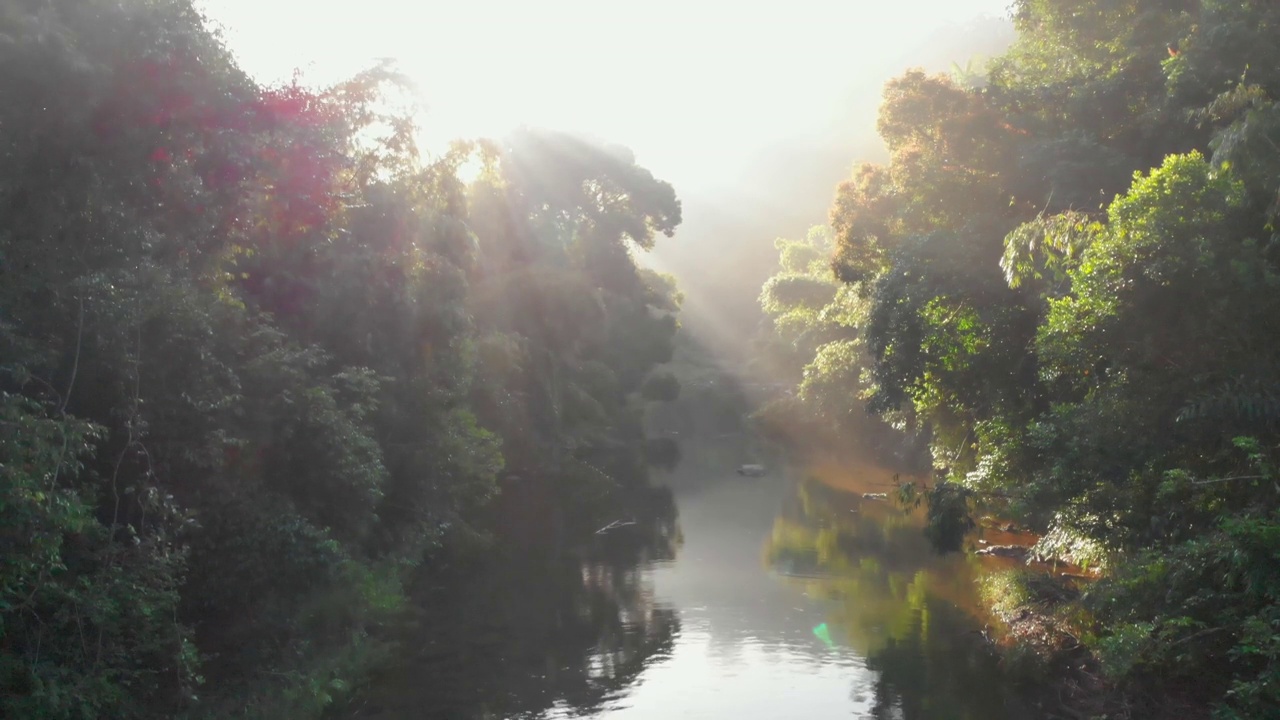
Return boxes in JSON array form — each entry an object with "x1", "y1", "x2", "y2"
[
  {"x1": 593, "y1": 482, "x2": 683, "y2": 566},
  {"x1": 765, "y1": 479, "x2": 1016, "y2": 720},
  {"x1": 863, "y1": 600, "x2": 1013, "y2": 720},
  {"x1": 349, "y1": 484, "x2": 680, "y2": 719}
]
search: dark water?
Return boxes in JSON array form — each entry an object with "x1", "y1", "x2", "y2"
[{"x1": 349, "y1": 450, "x2": 1021, "y2": 720}]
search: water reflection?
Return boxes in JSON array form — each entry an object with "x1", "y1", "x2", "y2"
[
  {"x1": 347, "y1": 481, "x2": 680, "y2": 720},
  {"x1": 349, "y1": 456, "x2": 1022, "y2": 719},
  {"x1": 765, "y1": 478, "x2": 1016, "y2": 719}
]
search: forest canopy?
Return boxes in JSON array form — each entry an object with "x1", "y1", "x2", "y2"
[
  {"x1": 0, "y1": 1, "x2": 682, "y2": 716},
  {"x1": 757, "y1": 0, "x2": 1280, "y2": 716}
]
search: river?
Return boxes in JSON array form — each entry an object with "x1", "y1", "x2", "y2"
[{"x1": 346, "y1": 444, "x2": 1027, "y2": 720}]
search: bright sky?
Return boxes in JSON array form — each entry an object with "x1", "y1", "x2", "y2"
[{"x1": 198, "y1": 0, "x2": 1011, "y2": 193}]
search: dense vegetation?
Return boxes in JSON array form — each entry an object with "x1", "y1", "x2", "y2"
[
  {"x1": 758, "y1": 1, "x2": 1280, "y2": 716},
  {"x1": 0, "y1": 1, "x2": 683, "y2": 716}
]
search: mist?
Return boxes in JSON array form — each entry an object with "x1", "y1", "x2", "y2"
[
  {"x1": 12, "y1": 2, "x2": 1278, "y2": 718},
  {"x1": 199, "y1": 0, "x2": 1014, "y2": 363},
  {"x1": 648, "y1": 14, "x2": 1015, "y2": 363}
]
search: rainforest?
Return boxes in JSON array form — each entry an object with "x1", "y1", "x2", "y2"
[{"x1": 1, "y1": 1, "x2": 1278, "y2": 719}]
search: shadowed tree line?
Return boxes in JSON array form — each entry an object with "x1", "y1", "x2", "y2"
[{"x1": 0, "y1": 1, "x2": 684, "y2": 716}]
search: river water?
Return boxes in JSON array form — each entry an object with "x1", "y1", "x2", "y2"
[{"x1": 349, "y1": 447, "x2": 1025, "y2": 720}]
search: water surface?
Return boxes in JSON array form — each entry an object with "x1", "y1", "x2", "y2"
[{"x1": 350, "y1": 451, "x2": 1020, "y2": 719}]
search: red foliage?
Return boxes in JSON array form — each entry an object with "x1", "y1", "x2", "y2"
[
  {"x1": 89, "y1": 49, "x2": 371, "y2": 318},
  {"x1": 93, "y1": 50, "x2": 351, "y2": 238}
]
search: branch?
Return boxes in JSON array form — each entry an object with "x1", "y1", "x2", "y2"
[
  {"x1": 49, "y1": 296, "x2": 86, "y2": 492},
  {"x1": 1167, "y1": 626, "x2": 1231, "y2": 647},
  {"x1": 59, "y1": 295, "x2": 85, "y2": 415},
  {"x1": 1191, "y1": 475, "x2": 1268, "y2": 485},
  {"x1": 595, "y1": 519, "x2": 637, "y2": 534},
  {"x1": 1262, "y1": 132, "x2": 1280, "y2": 156}
]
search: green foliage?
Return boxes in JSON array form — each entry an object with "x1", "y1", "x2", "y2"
[
  {"x1": 0, "y1": 394, "x2": 196, "y2": 719},
  {"x1": 638, "y1": 268, "x2": 684, "y2": 312},
  {"x1": 777, "y1": 239, "x2": 826, "y2": 275},
  {"x1": 759, "y1": 274, "x2": 839, "y2": 314},
  {"x1": 260, "y1": 365, "x2": 389, "y2": 542},
  {"x1": 921, "y1": 482, "x2": 976, "y2": 553},
  {"x1": 978, "y1": 570, "x2": 1036, "y2": 619},
  {"x1": 754, "y1": 226, "x2": 907, "y2": 456},
  {"x1": 0, "y1": 0, "x2": 682, "y2": 716},
  {"x1": 762, "y1": 1, "x2": 1280, "y2": 713},
  {"x1": 1084, "y1": 509, "x2": 1280, "y2": 716},
  {"x1": 1031, "y1": 519, "x2": 1110, "y2": 571},
  {"x1": 797, "y1": 340, "x2": 866, "y2": 422},
  {"x1": 1001, "y1": 210, "x2": 1100, "y2": 292}
]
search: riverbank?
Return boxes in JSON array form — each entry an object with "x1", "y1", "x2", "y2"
[
  {"x1": 791, "y1": 451, "x2": 1220, "y2": 720},
  {"x1": 977, "y1": 566, "x2": 1218, "y2": 720}
]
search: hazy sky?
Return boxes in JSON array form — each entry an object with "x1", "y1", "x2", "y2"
[{"x1": 199, "y1": 0, "x2": 1012, "y2": 194}]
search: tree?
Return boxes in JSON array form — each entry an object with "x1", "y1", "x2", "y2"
[
  {"x1": 775, "y1": 2, "x2": 1280, "y2": 714},
  {"x1": 0, "y1": 1, "x2": 682, "y2": 715}
]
